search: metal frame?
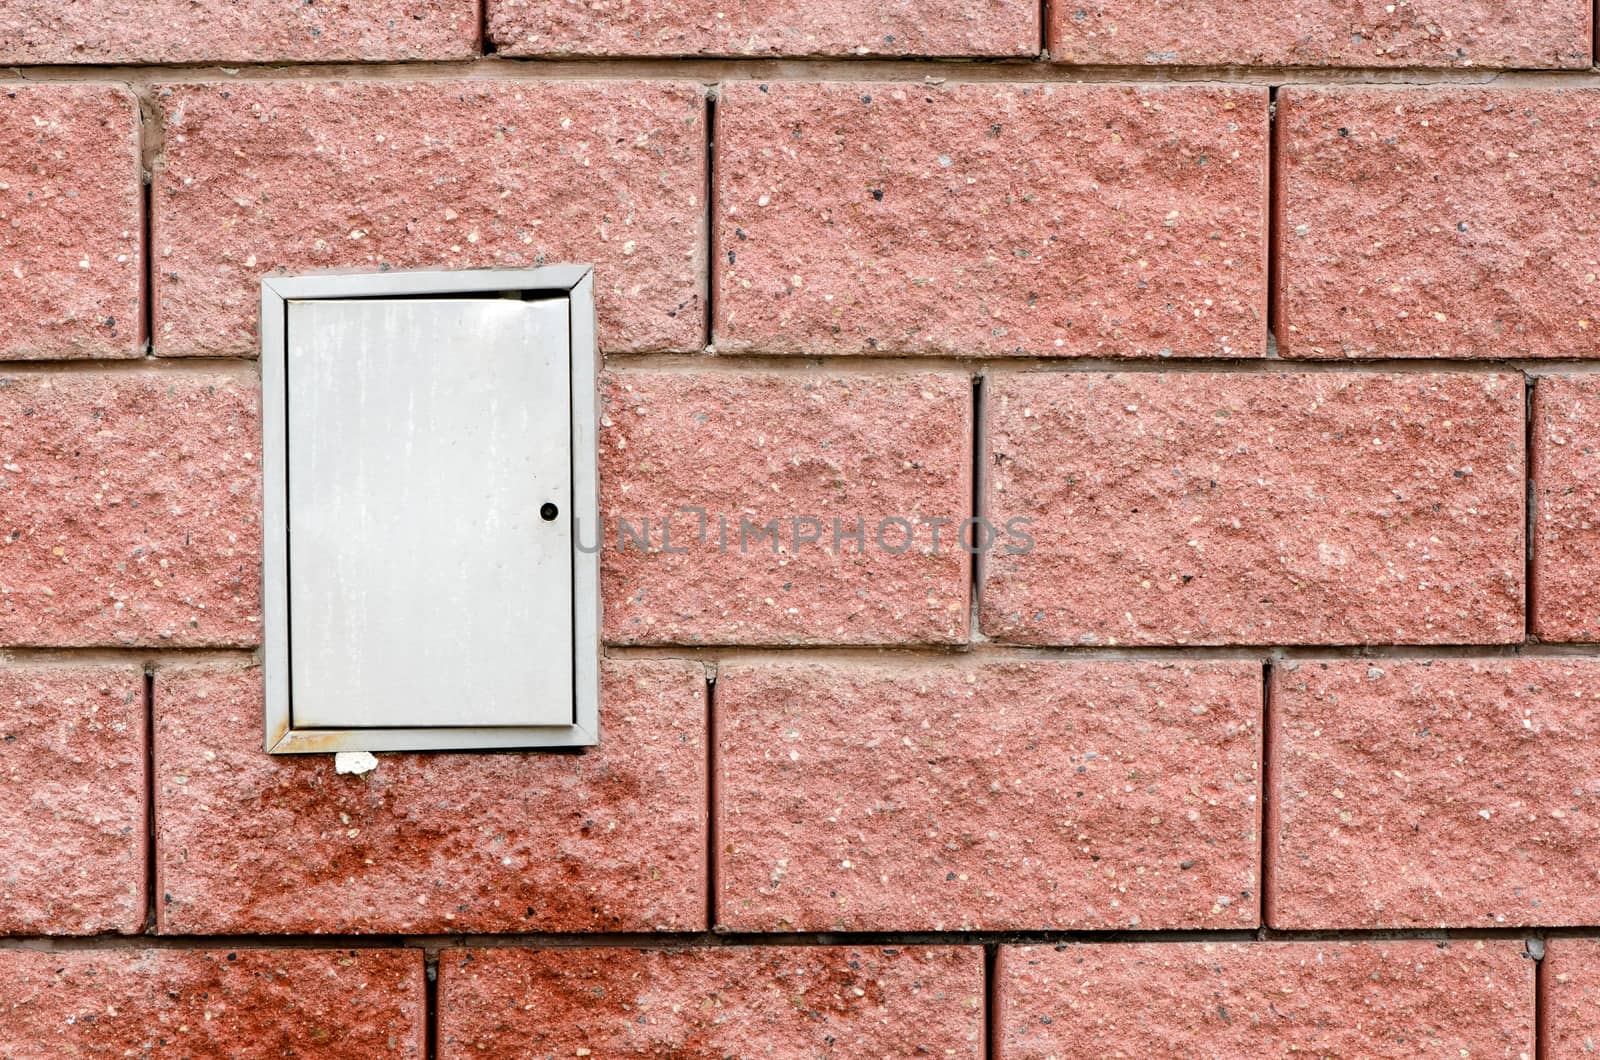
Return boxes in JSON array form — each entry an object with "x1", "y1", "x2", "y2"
[{"x1": 261, "y1": 267, "x2": 601, "y2": 753}]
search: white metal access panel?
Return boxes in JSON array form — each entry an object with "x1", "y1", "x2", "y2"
[
  {"x1": 287, "y1": 297, "x2": 571, "y2": 729},
  {"x1": 261, "y1": 267, "x2": 601, "y2": 753}
]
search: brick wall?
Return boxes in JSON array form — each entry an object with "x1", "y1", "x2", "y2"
[{"x1": 1, "y1": 2, "x2": 1599, "y2": 1055}]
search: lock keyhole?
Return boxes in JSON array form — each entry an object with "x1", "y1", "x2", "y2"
[{"x1": 540, "y1": 502, "x2": 559, "y2": 521}]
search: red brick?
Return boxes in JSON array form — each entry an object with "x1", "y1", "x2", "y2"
[
  {"x1": 0, "y1": 372, "x2": 260, "y2": 647},
  {"x1": 1277, "y1": 87, "x2": 1600, "y2": 359},
  {"x1": 1533, "y1": 375, "x2": 1600, "y2": 642},
  {"x1": 1269, "y1": 658, "x2": 1600, "y2": 928},
  {"x1": 998, "y1": 940, "x2": 1532, "y2": 1057},
  {"x1": 0, "y1": 665, "x2": 144, "y2": 935},
  {"x1": 0, "y1": 948, "x2": 424, "y2": 1058},
  {"x1": 155, "y1": 660, "x2": 706, "y2": 933},
  {"x1": 716, "y1": 660, "x2": 1260, "y2": 931},
  {"x1": 490, "y1": 0, "x2": 1036, "y2": 57},
  {"x1": 715, "y1": 82, "x2": 1267, "y2": 359},
  {"x1": 1544, "y1": 940, "x2": 1600, "y2": 1059},
  {"x1": 0, "y1": 1, "x2": 476, "y2": 63},
  {"x1": 153, "y1": 80, "x2": 706, "y2": 357},
  {"x1": 981, "y1": 371, "x2": 1524, "y2": 646},
  {"x1": 1050, "y1": 1, "x2": 1591, "y2": 68},
  {"x1": 0, "y1": 85, "x2": 141, "y2": 360},
  {"x1": 438, "y1": 945, "x2": 982, "y2": 1057},
  {"x1": 602, "y1": 370, "x2": 971, "y2": 645}
]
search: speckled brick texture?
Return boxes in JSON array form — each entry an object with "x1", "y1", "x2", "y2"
[
  {"x1": 998, "y1": 940, "x2": 1533, "y2": 1057},
  {"x1": 0, "y1": 372, "x2": 261, "y2": 647},
  {"x1": 490, "y1": 0, "x2": 1037, "y2": 56},
  {"x1": 9, "y1": 14, "x2": 1600, "y2": 1056},
  {"x1": 716, "y1": 660, "x2": 1260, "y2": 931},
  {"x1": 1269, "y1": 658, "x2": 1600, "y2": 928},
  {"x1": 153, "y1": 80, "x2": 706, "y2": 357},
  {"x1": 715, "y1": 81, "x2": 1268, "y2": 359},
  {"x1": 601, "y1": 370, "x2": 971, "y2": 645},
  {"x1": 1544, "y1": 940, "x2": 1600, "y2": 1059},
  {"x1": 1277, "y1": 86, "x2": 1600, "y2": 360},
  {"x1": 437, "y1": 946, "x2": 983, "y2": 1057},
  {"x1": 0, "y1": 84, "x2": 142, "y2": 360},
  {"x1": 1534, "y1": 376, "x2": 1600, "y2": 642},
  {"x1": 155, "y1": 661, "x2": 707, "y2": 934},
  {"x1": 980, "y1": 371, "x2": 1525, "y2": 646},
  {"x1": 0, "y1": 948, "x2": 425, "y2": 1058},
  {"x1": 0, "y1": 664, "x2": 144, "y2": 935},
  {"x1": 1050, "y1": 1, "x2": 1592, "y2": 68},
  {"x1": 0, "y1": 1, "x2": 478, "y2": 63}
]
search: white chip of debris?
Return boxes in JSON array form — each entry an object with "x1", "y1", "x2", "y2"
[{"x1": 334, "y1": 751, "x2": 379, "y2": 776}]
